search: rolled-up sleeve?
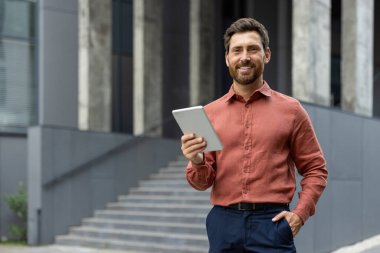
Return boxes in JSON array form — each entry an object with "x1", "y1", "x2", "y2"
[
  {"x1": 290, "y1": 103, "x2": 328, "y2": 223},
  {"x1": 186, "y1": 152, "x2": 216, "y2": 191}
]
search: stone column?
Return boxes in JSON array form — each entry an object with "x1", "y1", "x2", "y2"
[
  {"x1": 133, "y1": 0, "x2": 163, "y2": 136},
  {"x1": 292, "y1": 0, "x2": 331, "y2": 106},
  {"x1": 341, "y1": 0, "x2": 374, "y2": 116},
  {"x1": 189, "y1": 0, "x2": 215, "y2": 106},
  {"x1": 79, "y1": 0, "x2": 112, "y2": 132}
]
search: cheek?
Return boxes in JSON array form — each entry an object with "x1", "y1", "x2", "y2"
[
  {"x1": 227, "y1": 57, "x2": 238, "y2": 68},
  {"x1": 226, "y1": 57, "x2": 232, "y2": 67}
]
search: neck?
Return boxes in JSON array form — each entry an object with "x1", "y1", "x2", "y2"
[{"x1": 233, "y1": 78, "x2": 264, "y2": 101}]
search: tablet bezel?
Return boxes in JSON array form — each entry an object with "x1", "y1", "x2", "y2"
[{"x1": 172, "y1": 106, "x2": 223, "y2": 151}]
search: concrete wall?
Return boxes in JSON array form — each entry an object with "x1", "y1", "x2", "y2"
[
  {"x1": 294, "y1": 104, "x2": 380, "y2": 253},
  {"x1": 0, "y1": 134, "x2": 27, "y2": 240},
  {"x1": 38, "y1": 0, "x2": 78, "y2": 128},
  {"x1": 373, "y1": 1, "x2": 380, "y2": 118},
  {"x1": 27, "y1": 126, "x2": 181, "y2": 245}
]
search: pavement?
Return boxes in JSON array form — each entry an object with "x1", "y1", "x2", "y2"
[
  {"x1": 0, "y1": 245, "x2": 140, "y2": 253},
  {"x1": 1, "y1": 235, "x2": 380, "y2": 253},
  {"x1": 330, "y1": 234, "x2": 380, "y2": 253}
]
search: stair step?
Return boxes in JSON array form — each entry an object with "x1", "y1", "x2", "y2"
[
  {"x1": 82, "y1": 218, "x2": 207, "y2": 234},
  {"x1": 149, "y1": 173, "x2": 186, "y2": 179},
  {"x1": 119, "y1": 195, "x2": 210, "y2": 205},
  {"x1": 68, "y1": 226, "x2": 209, "y2": 247},
  {"x1": 107, "y1": 202, "x2": 211, "y2": 213},
  {"x1": 118, "y1": 194, "x2": 210, "y2": 205},
  {"x1": 94, "y1": 210, "x2": 207, "y2": 223},
  {"x1": 138, "y1": 180, "x2": 191, "y2": 188},
  {"x1": 56, "y1": 235, "x2": 208, "y2": 253},
  {"x1": 119, "y1": 194, "x2": 210, "y2": 201},
  {"x1": 168, "y1": 161, "x2": 189, "y2": 167},
  {"x1": 56, "y1": 157, "x2": 211, "y2": 252},
  {"x1": 158, "y1": 167, "x2": 186, "y2": 173},
  {"x1": 129, "y1": 187, "x2": 210, "y2": 196}
]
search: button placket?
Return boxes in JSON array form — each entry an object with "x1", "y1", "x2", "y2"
[{"x1": 242, "y1": 103, "x2": 252, "y2": 196}]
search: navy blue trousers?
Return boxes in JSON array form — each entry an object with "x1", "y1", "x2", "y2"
[{"x1": 206, "y1": 205, "x2": 297, "y2": 253}]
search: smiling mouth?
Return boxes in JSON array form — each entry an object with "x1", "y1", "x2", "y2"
[{"x1": 238, "y1": 66, "x2": 253, "y2": 74}]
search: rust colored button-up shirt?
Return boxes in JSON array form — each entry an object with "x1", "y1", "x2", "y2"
[{"x1": 186, "y1": 81, "x2": 328, "y2": 222}]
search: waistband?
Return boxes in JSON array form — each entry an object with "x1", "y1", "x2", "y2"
[{"x1": 224, "y1": 202, "x2": 289, "y2": 211}]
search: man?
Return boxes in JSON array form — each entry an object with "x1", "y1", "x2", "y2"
[{"x1": 181, "y1": 18, "x2": 328, "y2": 253}]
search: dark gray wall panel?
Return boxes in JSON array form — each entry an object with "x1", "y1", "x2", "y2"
[
  {"x1": 53, "y1": 181, "x2": 71, "y2": 239},
  {"x1": 331, "y1": 181, "x2": 362, "y2": 249},
  {"x1": 41, "y1": 128, "x2": 54, "y2": 184},
  {"x1": 313, "y1": 183, "x2": 333, "y2": 253},
  {"x1": 41, "y1": 189, "x2": 53, "y2": 244},
  {"x1": 38, "y1": 0, "x2": 78, "y2": 128},
  {"x1": 330, "y1": 111, "x2": 363, "y2": 180},
  {"x1": 313, "y1": 106, "x2": 333, "y2": 164},
  {"x1": 362, "y1": 119, "x2": 380, "y2": 238},
  {"x1": 295, "y1": 218, "x2": 315, "y2": 253},
  {"x1": 91, "y1": 178, "x2": 116, "y2": 210},
  {"x1": 0, "y1": 136, "x2": 27, "y2": 239},
  {"x1": 53, "y1": 130, "x2": 72, "y2": 180},
  {"x1": 42, "y1": 0, "x2": 77, "y2": 12},
  {"x1": 70, "y1": 173, "x2": 92, "y2": 225},
  {"x1": 71, "y1": 131, "x2": 91, "y2": 168},
  {"x1": 114, "y1": 153, "x2": 133, "y2": 194}
]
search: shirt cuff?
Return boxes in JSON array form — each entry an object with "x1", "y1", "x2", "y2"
[
  {"x1": 190, "y1": 154, "x2": 206, "y2": 169},
  {"x1": 291, "y1": 209, "x2": 306, "y2": 224}
]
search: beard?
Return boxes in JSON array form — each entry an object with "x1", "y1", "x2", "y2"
[{"x1": 228, "y1": 62, "x2": 263, "y2": 85}]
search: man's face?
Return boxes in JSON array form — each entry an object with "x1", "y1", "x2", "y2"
[{"x1": 225, "y1": 31, "x2": 271, "y2": 86}]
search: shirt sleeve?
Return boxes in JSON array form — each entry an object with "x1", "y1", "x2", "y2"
[
  {"x1": 185, "y1": 151, "x2": 216, "y2": 191},
  {"x1": 289, "y1": 103, "x2": 328, "y2": 223}
]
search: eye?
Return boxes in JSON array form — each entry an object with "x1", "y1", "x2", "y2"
[
  {"x1": 248, "y1": 46, "x2": 260, "y2": 53},
  {"x1": 231, "y1": 48, "x2": 242, "y2": 54}
]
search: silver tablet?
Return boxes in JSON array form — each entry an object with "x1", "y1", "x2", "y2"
[{"x1": 172, "y1": 106, "x2": 223, "y2": 151}]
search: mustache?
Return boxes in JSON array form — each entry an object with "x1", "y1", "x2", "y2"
[{"x1": 237, "y1": 63, "x2": 255, "y2": 68}]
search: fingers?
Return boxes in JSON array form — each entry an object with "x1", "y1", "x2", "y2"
[
  {"x1": 181, "y1": 133, "x2": 196, "y2": 143},
  {"x1": 272, "y1": 211, "x2": 287, "y2": 222},
  {"x1": 272, "y1": 211, "x2": 303, "y2": 238},
  {"x1": 181, "y1": 133, "x2": 207, "y2": 163}
]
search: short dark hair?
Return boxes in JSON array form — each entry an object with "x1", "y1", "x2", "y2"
[{"x1": 224, "y1": 18, "x2": 269, "y2": 52}]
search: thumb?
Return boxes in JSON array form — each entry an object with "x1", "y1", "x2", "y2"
[{"x1": 272, "y1": 211, "x2": 287, "y2": 222}]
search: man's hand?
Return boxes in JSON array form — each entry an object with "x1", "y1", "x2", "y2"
[
  {"x1": 181, "y1": 133, "x2": 207, "y2": 164},
  {"x1": 272, "y1": 211, "x2": 303, "y2": 237}
]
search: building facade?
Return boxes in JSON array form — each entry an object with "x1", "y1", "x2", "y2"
[
  {"x1": 0, "y1": 0, "x2": 379, "y2": 136},
  {"x1": 0, "y1": 0, "x2": 379, "y2": 251}
]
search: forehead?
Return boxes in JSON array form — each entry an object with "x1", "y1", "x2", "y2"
[{"x1": 229, "y1": 31, "x2": 262, "y2": 48}]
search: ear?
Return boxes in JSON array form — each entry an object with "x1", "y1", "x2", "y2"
[
  {"x1": 225, "y1": 51, "x2": 230, "y2": 67},
  {"x1": 264, "y1": 47, "x2": 271, "y2": 64}
]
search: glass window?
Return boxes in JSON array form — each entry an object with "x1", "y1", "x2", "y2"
[{"x1": 0, "y1": 0, "x2": 36, "y2": 132}]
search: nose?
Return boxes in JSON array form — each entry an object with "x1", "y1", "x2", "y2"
[{"x1": 241, "y1": 52, "x2": 251, "y2": 63}]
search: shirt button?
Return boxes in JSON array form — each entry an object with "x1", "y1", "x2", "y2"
[{"x1": 245, "y1": 104, "x2": 249, "y2": 108}]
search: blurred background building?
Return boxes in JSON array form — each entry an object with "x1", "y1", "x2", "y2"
[{"x1": 0, "y1": 0, "x2": 379, "y2": 252}]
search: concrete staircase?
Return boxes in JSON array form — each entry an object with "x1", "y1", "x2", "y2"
[{"x1": 56, "y1": 158, "x2": 211, "y2": 253}]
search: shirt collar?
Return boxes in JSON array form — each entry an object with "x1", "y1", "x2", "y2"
[{"x1": 224, "y1": 81, "x2": 272, "y2": 103}]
